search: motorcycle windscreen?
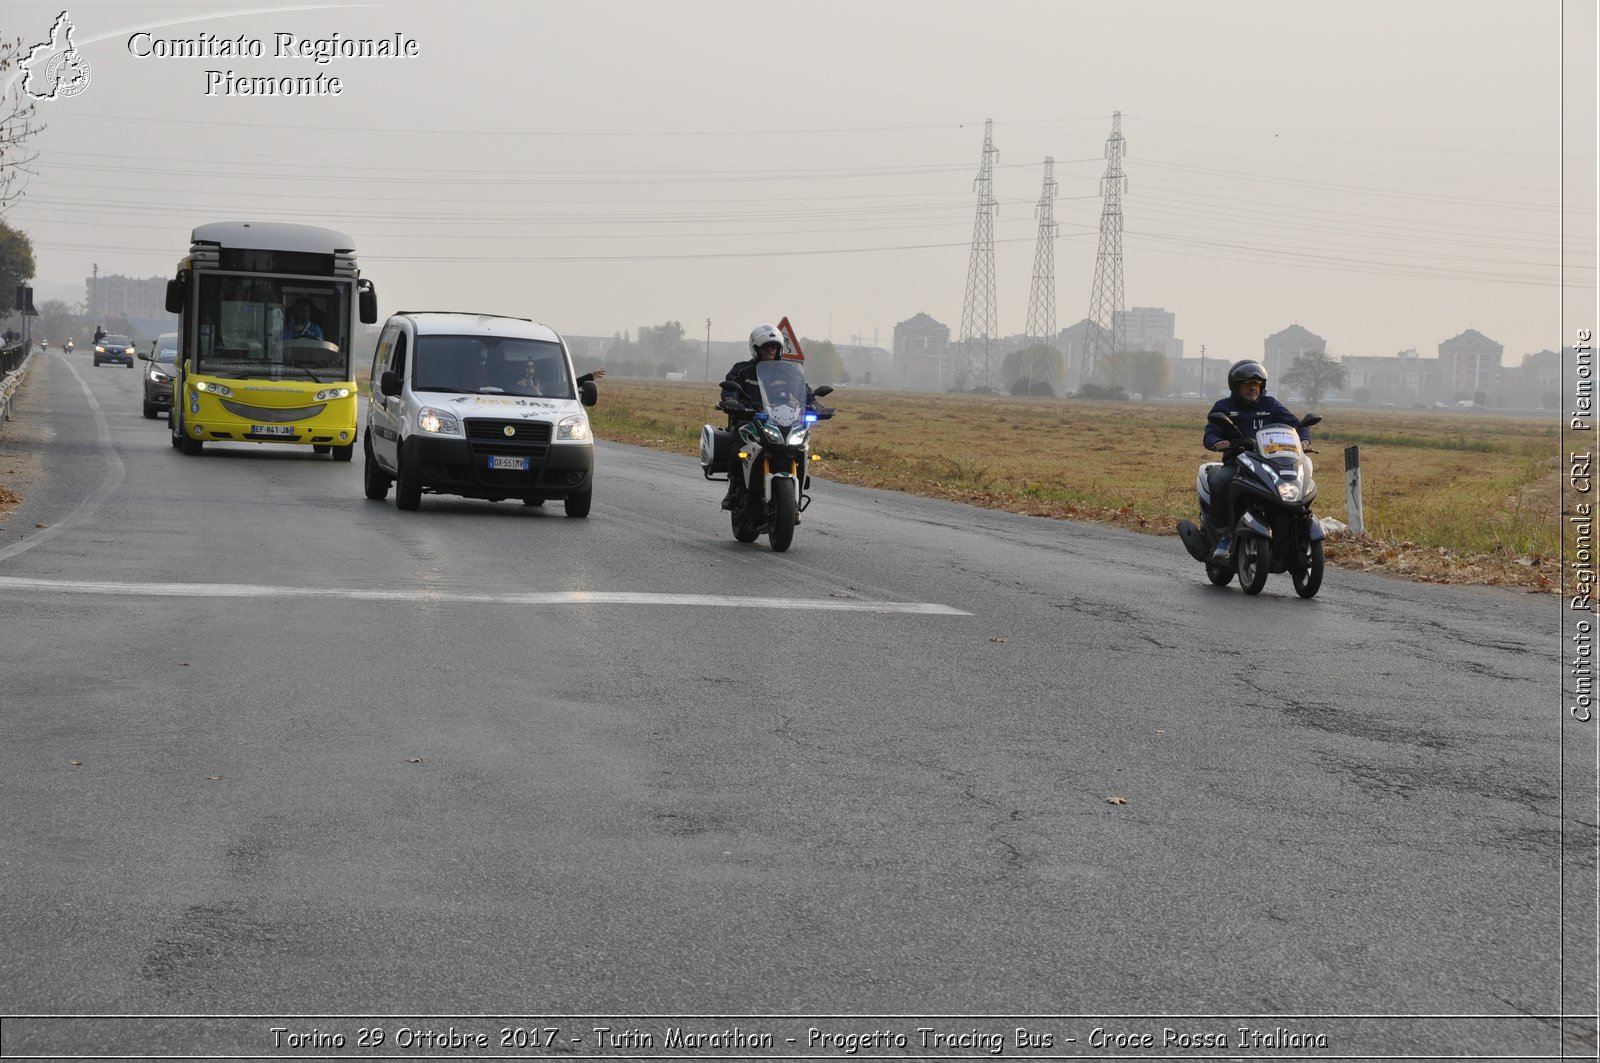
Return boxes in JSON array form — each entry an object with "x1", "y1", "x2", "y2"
[
  {"x1": 755, "y1": 359, "x2": 808, "y2": 428},
  {"x1": 1255, "y1": 424, "x2": 1303, "y2": 457}
]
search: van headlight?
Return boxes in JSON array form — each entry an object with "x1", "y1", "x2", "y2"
[
  {"x1": 416, "y1": 406, "x2": 461, "y2": 435},
  {"x1": 315, "y1": 387, "x2": 351, "y2": 401},
  {"x1": 556, "y1": 414, "x2": 591, "y2": 442}
]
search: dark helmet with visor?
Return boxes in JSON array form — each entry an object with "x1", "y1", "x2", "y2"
[{"x1": 1227, "y1": 359, "x2": 1267, "y2": 397}]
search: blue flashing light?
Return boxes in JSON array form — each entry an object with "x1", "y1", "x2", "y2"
[
  {"x1": 754, "y1": 411, "x2": 769, "y2": 422},
  {"x1": 804, "y1": 413, "x2": 818, "y2": 423}
]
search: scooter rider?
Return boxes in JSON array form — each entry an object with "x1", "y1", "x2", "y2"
[
  {"x1": 1203, "y1": 359, "x2": 1310, "y2": 562},
  {"x1": 718, "y1": 323, "x2": 813, "y2": 510}
]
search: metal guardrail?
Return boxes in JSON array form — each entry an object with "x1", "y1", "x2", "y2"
[{"x1": 0, "y1": 340, "x2": 27, "y2": 375}]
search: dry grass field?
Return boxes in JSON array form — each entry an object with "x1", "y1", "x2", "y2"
[{"x1": 589, "y1": 378, "x2": 1567, "y2": 593}]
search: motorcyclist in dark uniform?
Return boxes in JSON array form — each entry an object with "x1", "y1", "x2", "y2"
[
  {"x1": 1203, "y1": 359, "x2": 1311, "y2": 562},
  {"x1": 718, "y1": 323, "x2": 813, "y2": 510}
]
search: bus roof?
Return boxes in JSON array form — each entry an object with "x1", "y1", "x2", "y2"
[{"x1": 190, "y1": 222, "x2": 356, "y2": 255}]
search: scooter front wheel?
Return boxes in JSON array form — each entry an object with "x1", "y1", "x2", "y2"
[
  {"x1": 1237, "y1": 534, "x2": 1270, "y2": 595},
  {"x1": 1205, "y1": 561, "x2": 1234, "y2": 586},
  {"x1": 1292, "y1": 539, "x2": 1324, "y2": 599}
]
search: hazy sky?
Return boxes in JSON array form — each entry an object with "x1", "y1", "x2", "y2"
[{"x1": 4, "y1": 0, "x2": 1595, "y2": 366}]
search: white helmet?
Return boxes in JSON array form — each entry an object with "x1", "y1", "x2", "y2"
[{"x1": 749, "y1": 323, "x2": 784, "y2": 359}]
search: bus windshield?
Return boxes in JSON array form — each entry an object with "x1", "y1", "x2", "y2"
[{"x1": 194, "y1": 274, "x2": 352, "y2": 382}]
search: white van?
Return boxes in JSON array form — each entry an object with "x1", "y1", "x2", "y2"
[{"x1": 362, "y1": 312, "x2": 598, "y2": 515}]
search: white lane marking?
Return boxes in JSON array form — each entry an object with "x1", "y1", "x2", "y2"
[
  {"x1": 0, "y1": 576, "x2": 972, "y2": 615},
  {"x1": 0, "y1": 352, "x2": 126, "y2": 564}
]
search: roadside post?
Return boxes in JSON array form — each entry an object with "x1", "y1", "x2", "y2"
[{"x1": 1344, "y1": 445, "x2": 1364, "y2": 535}]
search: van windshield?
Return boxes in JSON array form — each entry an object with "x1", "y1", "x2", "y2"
[{"x1": 413, "y1": 335, "x2": 572, "y2": 398}]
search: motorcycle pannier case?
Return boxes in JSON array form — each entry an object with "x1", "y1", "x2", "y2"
[{"x1": 699, "y1": 424, "x2": 732, "y2": 478}]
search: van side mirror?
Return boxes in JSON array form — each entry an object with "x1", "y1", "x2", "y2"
[
  {"x1": 358, "y1": 281, "x2": 378, "y2": 325},
  {"x1": 580, "y1": 380, "x2": 598, "y2": 407},
  {"x1": 813, "y1": 385, "x2": 833, "y2": 398},
  {"x1": 165, "y1": 277, "x2": 185, "y2": 314},
  {"x1": 380, "y1": 370, "x2": 401, "y2": 397}
]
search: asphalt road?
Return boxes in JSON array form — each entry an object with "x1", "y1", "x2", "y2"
[{"x1": 0, "y1": 350, "x2": 1592, "y2": 1059}]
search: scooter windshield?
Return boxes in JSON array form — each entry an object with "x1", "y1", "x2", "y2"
[
  {"x1": 1256, "y1": 424, "x2": 1303, "y2": 460},
  {"x1": 755, "y1": 360, "x2": 808, "y2": 429}
]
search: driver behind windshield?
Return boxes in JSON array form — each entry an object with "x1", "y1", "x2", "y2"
[{"x1": 283, "y1": 299, "x2": 323, "y2": 341}]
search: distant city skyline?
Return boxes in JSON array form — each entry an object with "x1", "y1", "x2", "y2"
[{"x1": 4, "y1": 0, "x2": 1592, "y2": 375}]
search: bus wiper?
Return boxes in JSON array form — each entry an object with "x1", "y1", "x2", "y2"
[{"x1": 279, "y1": 363, "x2": 328, "y2": 384}]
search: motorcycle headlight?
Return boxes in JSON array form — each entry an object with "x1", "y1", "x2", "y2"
[
  {"x1": 1276, "y1": 482, "x2": 1302, "y2": 502},
  {"x1": 760, "y1": 421, "x2": 784, "y2": 444},
  {"x1": 416, "y1": 406, "x2": 460, "y2": 435},
  {"x1": 314, "y1": 387, "x2": 351, "y2": 401},
  {"x1": 195, "y1": 380, "x2": 232, "y2": 397},
  {"x1": 786, "y1": 425, "x2": 809, "y2": 446},
  {"x1": 556, "y1": 414, "x2": 591, "y2": 442}
]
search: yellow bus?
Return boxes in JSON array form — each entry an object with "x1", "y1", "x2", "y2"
[{"x1": 166, "y1": 222, "x2": 378, "y2": 459}]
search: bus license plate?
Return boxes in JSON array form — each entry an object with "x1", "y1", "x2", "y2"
[
  {"x1": 252, "y1": 425, "x2": 295, "y2": 437},
  {"x1": 488, "y1": 455, "x2": 528, "y2": 471}
]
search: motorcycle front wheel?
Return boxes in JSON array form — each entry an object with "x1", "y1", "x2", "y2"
[
  {"x1": 1291, "y1": 538, "x2": 1324, "y2": 599},
  {"x1": 1237, "y1": 534, "x2": 1270, "y2": 595},
  {"x1": 768, "y1": 479, "x2": 797, "y2": 552}
]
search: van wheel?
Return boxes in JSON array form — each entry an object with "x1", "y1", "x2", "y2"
[
  {"x1": 395, "y1": 455, "x2": 422, "y2": 511},
  {"x1": 563, "y1": 488, "x2": 591, "y2": 518},
  {"x1": 363, "y1": 444, "x2": 390, "y2": 500}
]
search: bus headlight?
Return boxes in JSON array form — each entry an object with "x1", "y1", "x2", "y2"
[
  {"x1": 416, "y1": 406, "x2": 461, "y2": 435},
  {"x1": 315, "y1": 387, "x2": 351, "y2": 401},
  {"x1": 556, "y1": 414, "x2": 591, "y2": 442},
  {"x1": 195, "y1": 380, "x2": 232, "y2": 397}
]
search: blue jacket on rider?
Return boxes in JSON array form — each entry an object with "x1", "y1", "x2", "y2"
[{"x1": 1203, "y1": 394, "x2": 1310, "y2": 454}]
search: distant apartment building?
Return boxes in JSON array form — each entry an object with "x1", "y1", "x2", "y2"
[
  {"x1": 1113, "y1": 306, "x2": 1183, "y2": 359},
  {"x1": 1057, "y1": 318, "x2": 1107, "y2": 387},
  {"x1": 1263, "y1": 324, "x2": 1326, "y2": 381},
  {"x1": 87, "y1": 274, "x2": 168, "y2": 323},
  {"x1": 1338, "y1": 349, "x2": 1437, "y2": 405},
  {"x1": 892, "y1": 311, "x2": 949, "y2": 390},
  {"x1": 1438, "y1": 328, "x2": 1504, "y2": 403}
]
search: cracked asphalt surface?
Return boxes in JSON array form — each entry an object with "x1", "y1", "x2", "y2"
[{"x1": 0, "y1": 351, "x2": 1593, "y2": 1058}]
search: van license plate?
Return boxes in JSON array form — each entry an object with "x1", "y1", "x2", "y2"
[
  {"x1": 488, "y1": 455, "x2": 528, "y2": 470},
  {"x1": 252, "y1": 425, "x2": 295, "y2": 437}
]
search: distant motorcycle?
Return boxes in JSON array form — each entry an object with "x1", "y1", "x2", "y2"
[
  {"x1": 700, "y1": 359, "x2": 834, "y2": 552},
  {"x1": 1177, "y1": 411, "x2": 1326, "y2": 597},
  {"x1": 63, "y1": 339, "x2": 73, "y2": 353}
]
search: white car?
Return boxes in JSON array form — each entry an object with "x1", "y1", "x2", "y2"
[{"x1": 362, "y1": 312, "x2": 598, "y2": 515}]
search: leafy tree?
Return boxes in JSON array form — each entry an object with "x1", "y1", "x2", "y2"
[
  {"x1": 0, "y1": 35, "x2": 45, "y2": 210},
  {"x1": 799, "y1": 337, "x2": 847, "y2": 385},
  {"x1": 37, "y1": 298, "x2": 86, "y2": 344},
  {"x1": 1281, "y1": 350, "x2": 1348, "y2": 404},
  {"x1": 1001, "y1": 343, "x2": 1063, "y2": 394},
  {"x1": 0, "y1": 220, "x2": 34, "y2": 306},
  {"x1": 1101, "y1": 350, "x2": 1169, "y2": 399}
]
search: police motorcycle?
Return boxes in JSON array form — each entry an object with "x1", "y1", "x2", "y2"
[
  {"x1": 700, "y1": 359, "x2": 834, "y2": 552},
  {"x1": 1177, "y1": 411, "x2": 1325, "y2": 597}
]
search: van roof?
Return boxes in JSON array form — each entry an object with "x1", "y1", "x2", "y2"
[{"x1": 395, "y1": 311, "x2": 562, "y2": 344}]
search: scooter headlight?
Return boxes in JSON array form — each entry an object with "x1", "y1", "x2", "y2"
[{"x1": 1276, "y1": 482, "x2": 1302, "y2": 502}]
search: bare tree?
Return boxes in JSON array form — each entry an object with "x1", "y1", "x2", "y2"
[{"x1": 0, "y1": 35, "x2": 46, "y2": 213}]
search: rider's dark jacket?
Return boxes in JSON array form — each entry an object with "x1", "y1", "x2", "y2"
[
  {"x1": 721, "y1": 358, "x2": 815, "y2": 406},
  {"x1": 1203, "y1": 393, "x2": 1310, "y2": 456}
]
